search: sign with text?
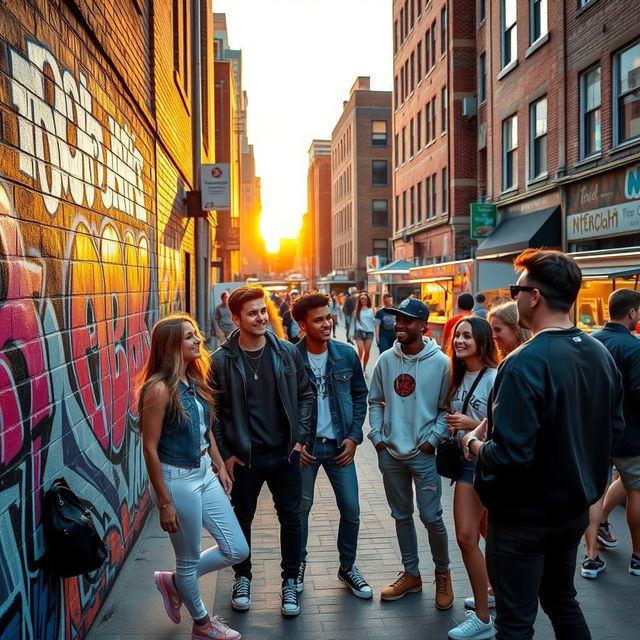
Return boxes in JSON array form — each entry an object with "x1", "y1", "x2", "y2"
[
  {"x1": 470, "y1": 203, "x2": 497, "y2": 239},
  {"x1": 201, "y1": 163, "x2": 230, "y2": 210}
]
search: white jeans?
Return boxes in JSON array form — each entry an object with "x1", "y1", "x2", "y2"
[{"x1": 155, "y1": 454, "x2": 249, "y2": 620}]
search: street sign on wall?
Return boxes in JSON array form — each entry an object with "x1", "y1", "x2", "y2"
[
  {"x1": 201, "y1": 163, "x2": 230, "y2": 210},
  {"x1": 470, "y1": 203, "x2": 497, "y2": 239}
]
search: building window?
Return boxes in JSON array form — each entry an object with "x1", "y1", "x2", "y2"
[
  {"x1": 372, "y1": 120, "x2": 388, "y2": 146},
  {"x1": 373, "y1": 239, "x2": 389, "y2": 261},
  {"x1": 410, "y1": 119, "x2": 415, "y2": 157},
  {"x1": 173, "y1": 0, "x2": 189, "y2": 94},
  {"x1": 410, "y1": 52, "x2": 415, "y2": 93},
  {"x1": 442, "y1": 167, "x2": 448, "y2": 213},
  {"x1": 501, "y1": 0, "x2": 517, "y2": 69},
  {"x1": 404, "y1": 1, "x2": 409, "y2": 35},
  {"x1": 372, "y1": 160, "x2": 389, "y2": 186},
  {"x1": 479, "y1": 53, "x2": 487, "y2": 103},
  {"x1": 417, "y1": 110, "x2": 422, "y2": 149},
  {"x1": 394, "y1": 19, "x2": 399, "y2": 54},
  {"x1": 394, "y1": 133, "x2": 399, "y2": 168},
  {"x1": 395, "y1": 195, "x2": 400, "y2": 231},
  {"x1": 614, "y1": 40, "x2": 640, "y2": 145},
  {"x1": 431, "y1": 22, "x2": 437, "y2": 68},
  {"x1": 479, "y1": 0, "x2": 486, "y2": 22},
  {"x1": 372, "y1": 200, "x2": 388, "y2": 226},
  {"x1": 417, "y1": 41, "x2": 423, "y2": 79},
  {"x1": 503, "y1": 115, "x2": 518, "y2": 190},
  {"x1": 402, "y1": 190, "x2": 407, "y2": 228},
  {"x1": 432, "y1": 98, "x2": 437, "y2": 141},
  {"x1": 426, "y1": 176, "x2": 431, "y2": 218},
  {"x1": 425, "y1": 107, "x2": 431, "y2": 144},
  {"x1": 441, "y1": 86, "x2": 447, "y2": 132},
  {"x1": 402, "y1": 127, "x2": 406, "y2": 163},
  {"x1": 417, "y1": 182, "x2": 422, "y2": 221},
  {"x1": 417, "y1": 0, "x2": 422, "y2": 18},
  {"x1": 432, "y1": 173, "x2": 437, "y2": 215},
  {"x1": 410, "y1": 186, "x2": 415, "y2": 225},
  {"x1": 425, "y1": 33, "x2": 430, "y2": 74},
  {"x1": 410, "y1": 0, "x2": 415, "y2": 30},
  {"x1": 441, "y1": 6, "x2": 447, "y2": 55},
  {"x1": 394, "y1": 75, "x2": 399, "y2": 109},
  {"x1": 580, "y1": 66, "x2": 601, "y2": 158},
  {"x1": 400, "y1": 7, "x2": 405, "y2": 42},
  {"x1": 530, "y1": 0, "x2": 547, "y2": 44},
  {"x1": 530, "y1": 97, "x2": 547, "y2": 178}
]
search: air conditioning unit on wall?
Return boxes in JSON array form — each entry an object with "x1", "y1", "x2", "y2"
[{"x1": 462, "y1": 97, "x2": 477, "y2": 117}]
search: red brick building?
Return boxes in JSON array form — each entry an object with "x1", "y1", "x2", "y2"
[
  {"x1": 331, "y1": 77, "x2": 392, "y2": 287},
  {"x1": 391, "y1": 0, "x2": 477, "y2": 265},
  {"x1": 307, "y1": 140, "x2": 332, "y2": 287}
]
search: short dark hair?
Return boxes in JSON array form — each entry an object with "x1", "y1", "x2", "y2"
[
  {"x1": 228, "y1": 285, "x2": 265, "y2": 317},
  {"x1": 514, "y1": 249, "x2": 582, "y2": 313},
  {"x1": 457, "y1": 293, "x2": 474, "y2": 311},
  {"x1": 475, "y1": 293, "x2": 486, "y2": 304},
  {"x1": 383, "y1": 293, "x2": 393, "y2": 301},
  {"x1": 291, "y1": 292, "x2": 330, "y2": 323},
  {"x1": 608, "y1": 288, "x2": 640, "y2": 320}
]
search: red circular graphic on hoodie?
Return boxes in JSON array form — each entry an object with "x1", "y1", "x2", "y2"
[{"x1": 394, "y1": 374, "x2": 416, "y2": 397}]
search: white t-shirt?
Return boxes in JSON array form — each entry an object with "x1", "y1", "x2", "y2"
[
  {"x1": 193, "y1": 394, "x2": 209, "y2": 449},
  {"x1": 450, "y1": 368, "x2": 497, "y2": 440},
  {"x1": 308, "y1": 350, "x2": 335, "y2": 440},
  {"x1": 352, "y1": 308, "x2": 376, "y2": 333}
]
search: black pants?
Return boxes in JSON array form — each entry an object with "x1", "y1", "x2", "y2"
[
  {"x1": 486, "y1": 512, "x2": 591, "y2": 640},
  {"x1": 231, "y1": 448, "x2": 302, "y2": 581}
]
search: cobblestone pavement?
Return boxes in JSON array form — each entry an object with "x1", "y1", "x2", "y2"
[{"x1": 89, "y1": 328, "x2": 639, "y2": 639}]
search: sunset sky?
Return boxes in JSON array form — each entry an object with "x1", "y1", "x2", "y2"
[{"x1": 215, "y1": 0, "x2": 393, "y2": 252}]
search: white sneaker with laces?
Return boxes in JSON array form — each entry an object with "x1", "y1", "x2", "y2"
[
  {"x1": 464, "y1": 593, "x2": 496, "y2": 610},
  {"x1": 448, "y1": 611, "x2": 495, "y2": 640}
]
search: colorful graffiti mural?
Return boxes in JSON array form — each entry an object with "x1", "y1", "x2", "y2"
[{"x1": 0, "y1": 30, "x2": 185, "y2": 639}]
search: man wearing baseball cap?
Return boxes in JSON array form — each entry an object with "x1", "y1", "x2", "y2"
[{"x1": 368, "y1": 298, "x2": 454, "y2": 609}]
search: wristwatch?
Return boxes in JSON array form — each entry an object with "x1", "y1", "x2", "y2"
[{"x1": 465, "y1": 437, "x2": 481, "y2": 457}]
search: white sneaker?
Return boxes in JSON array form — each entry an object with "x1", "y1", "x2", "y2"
[
  {"x1": 231, "y1": 576, "x2": 251, "y2": 611},
  {"x1": 464, "y1": 593, "x2": 496, "y2": 610},
  {"x1": 448, "y1": 611, "x2": 495, "y2": 640}
]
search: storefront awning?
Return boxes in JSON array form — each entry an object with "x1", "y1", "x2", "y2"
[
  {"x1": 408, "y1": 275, "x2": 453, "y2": 284},
  {"x1": 476, "y1": 206, "x2": 561, "y2": 259},
  {"x1": 581, "y1": 266, "x2": 640, "y2": 279},
  {"x1": 368, "y1": 259, "x2": 413, "y2": 276}
]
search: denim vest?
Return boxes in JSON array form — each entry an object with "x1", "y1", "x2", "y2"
[{"x1": 157, "y1": 381, "x2": 211, "y2": 468}]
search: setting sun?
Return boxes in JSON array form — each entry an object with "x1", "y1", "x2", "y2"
[{"x1": 260, "y1": 210, "x2": 302, "y2": 254}]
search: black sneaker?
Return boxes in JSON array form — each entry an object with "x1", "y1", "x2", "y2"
[
  {"x1": 231, "y1": 576, "x2": 251, "y2": 611},
  {"x1": 296, "y1": 561, "x2": 307, "y2": 593},
  {"x1": 581, "y1": 556, "x2": 606, "y2": 579},
  {"x1": 630, "y1": 554, "x2": 640, "y2": 576},
  {"x1": 338, "y1": 565, "x2": 373, "y2": 599},
  {"x1": 597, "y1": 520, "x2": 618, "y2": 548},
  {"x1": 281, "y1": 578, "x2": 300, "y2": 616}
]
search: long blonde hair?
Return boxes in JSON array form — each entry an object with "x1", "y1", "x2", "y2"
[
  {"x1": 137, "y1": 313, "x2": 214, "y2": 432},
  {"x1": 487, "y1": 301, "x2": 532, "y2": 356}
]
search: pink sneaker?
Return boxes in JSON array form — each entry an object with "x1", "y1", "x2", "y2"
[
  {"x1": 154, "y1": 571, "x2": 182, "y2": 624},
  {"x1": 191, "y1": 616, "x2": 241, "y2": 640}
]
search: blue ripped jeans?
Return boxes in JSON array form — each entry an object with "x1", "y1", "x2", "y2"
[{"x1": 377, "y1": 449, "x2": 450, "y2": 576}]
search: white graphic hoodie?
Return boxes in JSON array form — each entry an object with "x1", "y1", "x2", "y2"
[{"x1": 368, "y1": 338, "x2": 450, "y2": 460}]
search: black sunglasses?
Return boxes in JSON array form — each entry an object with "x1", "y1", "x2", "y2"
[{"x1": 509, "y1": 285, "x2": 548, "y2": 300}]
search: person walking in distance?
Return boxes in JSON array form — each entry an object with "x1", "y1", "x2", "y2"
[
  {"x1": 292, "y1": 293, "x2": 372, "y2": 598},
  {"x1": 211, "y1": 286, "x2": 314, "y2": 617},
  {"x1": 348, "y1": 293, "x2": 376, "y2": 372},
  {"x1": 375, "y1": 293, "x2": 396, "y2": 354},
  {"x1": 368, "y1": 298, "x2": 454, "y2": 610},
  {"x1": 442, "y1": 293, "x2": 475, "y2": 351},
  {"x1": 587, "y1": 289, "x2": 640, "y2": 578},
  {"x1": 139, "y1": 313, "x2": 248, "y2": 640},
  {"x1": 214, "y1": 291, "x2": 236, "y2": 342},
  {"x1": 462, "y1": 249, "x2": 624, "y2": 640},
  {"x1": 445, "y1": 317, "x2": 498, "y2": 640},
  {"x1": 330, "y1": 293, "x2": 340, "y2": 337},
  {"x1": 342, "y1": 287, "x2": 358, "y2": 344}
]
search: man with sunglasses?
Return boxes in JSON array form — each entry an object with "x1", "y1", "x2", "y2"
[{"x1": 462, "y1": 249, "x2": 624, "y2": 640}]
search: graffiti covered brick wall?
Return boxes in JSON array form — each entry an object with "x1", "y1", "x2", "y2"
[{"x1": 0, "y1": 2, "x2": 195, "y2": 638}]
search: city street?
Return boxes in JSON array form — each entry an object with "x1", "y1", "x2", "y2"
[{"x1": 88, "y1": 331, "x2": 640, "y2": 640}]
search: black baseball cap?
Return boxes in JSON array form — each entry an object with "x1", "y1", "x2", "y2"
[{"x1": 386, "y1": 298, "x2": 429, "y2": 321}]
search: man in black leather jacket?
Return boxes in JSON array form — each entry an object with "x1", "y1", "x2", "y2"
[{"x1": 211, "y1": 286, "x2": 313, "y2": 618}]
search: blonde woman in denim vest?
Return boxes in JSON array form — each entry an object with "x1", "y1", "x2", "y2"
[{"x1": 139, "y1": 313, "x2": 249, "y2": 640}]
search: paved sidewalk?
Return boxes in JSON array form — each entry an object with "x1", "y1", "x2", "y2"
[{"x1": 89, "y1": 329, "x2": 639, "y2": 639}]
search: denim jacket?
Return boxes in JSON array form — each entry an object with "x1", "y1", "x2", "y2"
[
  {"x1": 296, "y1": 338, "x2": 368, "y2": 453},
  {"x1": 157, "y1": 381, "x2": 211, "y2": 469}
]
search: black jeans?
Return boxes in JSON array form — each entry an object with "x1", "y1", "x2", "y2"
[
  {"x1": 231, "y1": 448, "x2": 302, "y2": 581},
  {"x1": 486, "y1": 511, "x2": 591, "y2": 640}
]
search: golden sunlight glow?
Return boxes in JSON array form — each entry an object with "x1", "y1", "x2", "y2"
[{"x1": 260, "y1": 210, "x2": 302, "y2": 254}]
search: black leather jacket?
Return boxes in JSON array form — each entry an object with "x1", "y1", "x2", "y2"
[{"x1": 211, "y1": 329, "x2": 314, "y2": 465}]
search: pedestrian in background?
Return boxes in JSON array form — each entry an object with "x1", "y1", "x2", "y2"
[
  {"x1": 368, "y1": 298, "x2": 454, "y2": 610},
  {"x1": 584, "y1": 288, "x2": 640, "y2": 579},
  {"x1": 282, "y1": 289, "x2": 301, "y2": 343},
  {"x1": 462, "y1": 249, "x2": 624, "y2": 640},
  {"x1": 443, "y1": 293, "x2": 475, "y2": 351},
  {"x1": 444, "y1": 316, "x2": 498, "y2": 640},
  {"x1": 472, "y1": 293, "x2": 488, "y2": 319},
  {"x1": 293, "y1": 293, "x2": 372, "y2": 599},
  {"x1": 349, "y1": 292, "x2": 376, "y2": 372},
  {"x1": 486, "y1": 301, "x2": 532, "y2": 359},
  {"x1": 139, "y1": 312, "x2": 248, "y2": 640},
  {"x1": 214, "y1": 291, "x2": 236, "y2": 342},
  {"x1": 330, "y1": 292, "x2": 340, "y2": 337},
  {"x1": 343, "y1": 287, "x2": 359, "y2": 344},
  {"x1": 375, "y1": 293, "x2": 396, "y2": 354},
  {"x1": 211, "y1": 286, "x2": 314, "y2": 617}
]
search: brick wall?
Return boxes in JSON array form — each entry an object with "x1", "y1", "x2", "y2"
[{"x1": 0, "y1": 0, "x2": 211, "y2": 637}]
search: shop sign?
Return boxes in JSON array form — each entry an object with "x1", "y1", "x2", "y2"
[
  {"x1": 225, "y1": 226, "x2": 240, "y2": 251},
  {"x1": 567, "y1": 202, "x2": 640, "y2": 241},
  {"x1": 470, "y1": 203, "x2": 497, "y2": 239},
  {"x1": 201, "y1": 163, "x2": 230, "y2": 210},
  {"x1": 410, "y1": 259, "x2": 472, "y2": 281},
  {"x1": 366, "y1": 255, "x2": 386, "y2": 272}
]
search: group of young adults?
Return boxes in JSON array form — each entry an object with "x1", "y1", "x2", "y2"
[{"x1": 138, "y1": 248, "x2": 636, "y2": 640}]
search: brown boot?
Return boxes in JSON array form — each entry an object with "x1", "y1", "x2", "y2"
[
  {"x1": 434, "y1": 569, "x2": 454, "y2": 610},
  {"x1": 380, "y1": 571, "x2": 422, "y2": 601}
]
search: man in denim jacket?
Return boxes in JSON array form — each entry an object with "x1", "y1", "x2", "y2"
[{"x1": 292, "y1": 292, "x2": 372, "y2": 598}]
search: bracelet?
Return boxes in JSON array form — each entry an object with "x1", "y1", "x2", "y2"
[
  {"x1": 466, "y1": 437, "x2": 481, "y2": 456},
  {"x1": 160, "y1": 501, "x2": 173, "y2": 509}
]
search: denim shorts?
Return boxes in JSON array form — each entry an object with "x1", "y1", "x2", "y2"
[
  {"x1": 456, "y1": 455, "x2": 477, "y2": 484},
  {"x1": 354, "y1": 330, "x2": 374, "y2": 341}
]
